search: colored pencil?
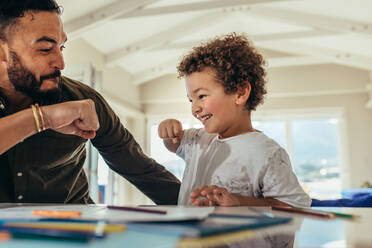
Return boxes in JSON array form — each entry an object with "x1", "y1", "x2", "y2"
[
  {"x1": 4, "y1": 222, "x2": 125, "y2": 233},
  {"x1": 107, "y1": 205, "x2": 167, "y2": 215},
  {"x1": 0, "y1": 226, "x2": 103, "y2": 240},
  {"x1": 271, "y1": 205, "x2": 335, "y2": 218},
  {"x1": 0, "y1": 231, "x2": 10, "y2": 242},
  {"x1": 32, "y1": 210, "x2": 81, "y2": 218},
  {"x1": 293, "y1": 207, "x2": 358, "y2": 219}
]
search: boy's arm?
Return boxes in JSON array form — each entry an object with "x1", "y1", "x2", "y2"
[
  {"x1": 163, "y1": 139, "x2": 181, "y2": 153},
  {"x1": 158, "y1": 119, "x2": 184, "y2": 153},
  {"x1": 190, "y1": 185, "x2": 289, "y2": 207},
  {"x1": 230, "y1": 195, "x2": 289, "y2": 207}
]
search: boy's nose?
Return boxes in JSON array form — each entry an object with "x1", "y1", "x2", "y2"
[{"x1": 192, "y1": 104, "x2": 201, "y2": 116}]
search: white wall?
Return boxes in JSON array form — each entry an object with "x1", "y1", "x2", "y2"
[
  {"x1": 63, "y1": 38, "x2": 151, "y2": 204},
  {"x1": 140, "y1": 64, "x2": 372, "y2": 189},
  {"x1": 63, "y1": 38, "x2": 143, "y2": 111},
  {"x1": 63, "y1": 38, "x2": 146, "y2": 145}
]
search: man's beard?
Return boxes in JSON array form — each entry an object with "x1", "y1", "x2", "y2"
[{"x1": 7, "y1": 51, "x2": 62, "y2": 104}]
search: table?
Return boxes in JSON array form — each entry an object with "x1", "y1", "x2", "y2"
[
  {"x1": 207, "y1": 206, "x2": 372, "y2": 248},
  {"x1": 0, "y1": 204, "x2": 371, "y2": 248}
]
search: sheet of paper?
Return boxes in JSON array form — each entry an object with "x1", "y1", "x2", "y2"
[{"x1": 0, "y1": 205, "x2": 214, "y2": 222}]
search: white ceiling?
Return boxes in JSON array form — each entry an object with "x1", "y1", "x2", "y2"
[{"x1": 57, "y1": 0, "x2": 372, "y2": 85}]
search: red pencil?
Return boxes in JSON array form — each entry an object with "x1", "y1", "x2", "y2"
[{"x1": 271, "y1": 205, "x2": 335, "y2": 218}]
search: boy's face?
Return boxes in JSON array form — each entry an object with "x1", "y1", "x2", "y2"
[{"x1": 185, "y1": 68, "x2": 246, "y2": 138}]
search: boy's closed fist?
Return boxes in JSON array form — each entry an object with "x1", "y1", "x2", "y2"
[{"x1": 158, "y1": 119, "x2": 184, "y2": 144}]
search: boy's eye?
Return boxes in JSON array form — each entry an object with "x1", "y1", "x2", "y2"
[{"x1": 199, "y1": 94, "x2": 206, "y2": 99}]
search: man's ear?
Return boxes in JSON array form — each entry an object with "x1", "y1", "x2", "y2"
[
  {"x1": 235, "y1": 82, "x2": 251, "y2": 105},
  {"x1": 0, "y1": 40, "x2": 9, "y2": 62},
  {"x1": 0, "y1": 42, "x2": 4, "y2": 62}
]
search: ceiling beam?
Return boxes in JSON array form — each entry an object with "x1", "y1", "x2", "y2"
[
  {"x1": 116, "y1": 0, "x2": 295, "y2": 19},
  {"x1": 150, "y1": 29, "x2": 336, "y2": 51},
  {"x1": 267, "y1": 56, "x2": 329, "y2": 68},
  {"x1": 64, "y1": 0, "x2": 160, "y2": 40},
  {"x1": 105, "y1": 11, "x2": 230, "y2": 67},
  {"x1": 133, "y1": 55, "x2": 329, "y2": 85},
  {"x1": 141, "y1": 88, "x2": 367, "y2": 105},
  {"x1": 257, "y1": 41, "x2": 372, "y2": 71},
  {"x1": 247, "y1": 6, "x2": 372, "y2": 38}
]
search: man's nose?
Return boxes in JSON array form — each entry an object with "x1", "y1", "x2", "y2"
[{"x1": 52, "y1": 49, "x2": 65, "y2": 71}]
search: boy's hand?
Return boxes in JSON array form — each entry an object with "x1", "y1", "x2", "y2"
[
  {"x1": 190, "y1": 185, "x2": 240, "y2": 207},
  {"x1": 158, "y1": 119, "x2": 183, "y2": 144}
]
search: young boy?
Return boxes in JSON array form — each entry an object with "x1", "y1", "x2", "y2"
[{"x1": 158, "y1": 33, "x2": 311, "y2": 208}]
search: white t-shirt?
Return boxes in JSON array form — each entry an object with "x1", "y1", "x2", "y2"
[{"x1": 176, "y1": 128, "x2": 311, "y2": 207}]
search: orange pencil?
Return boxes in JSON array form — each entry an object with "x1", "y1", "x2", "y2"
[
  {"x1": 271, "y1": 205, "x2": 335, "y2": 218},
  {"x1": 32, "y1": 210, "x2": 81, "y2": 218},
  {"x1": 0, "y1": 231, "x2": 11, "y2": 242}
]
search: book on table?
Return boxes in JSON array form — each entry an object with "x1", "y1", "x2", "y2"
[{"x1": 126, "y1": 213, "x2": 292, "y2": 237}]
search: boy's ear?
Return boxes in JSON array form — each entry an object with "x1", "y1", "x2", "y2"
[{"x1": 235, "y1": 82, "x2": 251, "y2": 105}]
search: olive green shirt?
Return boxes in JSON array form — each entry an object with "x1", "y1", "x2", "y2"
[{"x1": 0, "y1": 76, "x2": 180, "y2": 204}]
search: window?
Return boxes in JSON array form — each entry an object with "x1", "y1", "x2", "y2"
[
  {"x1": 291, "y1": 119, "x2": 341, "y2": 199},
  {"x1": 150, "y1": 124, "x2": 185, "y2": 180},
  {"x1": 149, "y1": 109, "x2": 344, "y2": 200},
  {"x1": 254, "y1": 118, "x2": 342, "y2": 199},
  {"x1": 253, "y1": 120, "x2": 286, "y2": 148}
]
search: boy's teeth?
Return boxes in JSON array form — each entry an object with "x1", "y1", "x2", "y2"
[{"x1": 201, "y1": 115, "x2": 211, "y2": 121}]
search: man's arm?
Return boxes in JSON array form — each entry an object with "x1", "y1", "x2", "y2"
[
  {"x1": 0, "y1": 99, "x2": 99, "y2": 155},
  {"x1": 0, "y1": 108, "x2": 37, "y2": 154},
  {"x1": 89, "y1": 93, "x2": 181, "y2": 205}
]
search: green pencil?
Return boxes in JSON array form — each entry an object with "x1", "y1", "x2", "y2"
[{"x1": 294, "y1": 207, "x2": 358, "y2": 219}]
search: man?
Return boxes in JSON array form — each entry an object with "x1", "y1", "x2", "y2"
[{"x1": 0, "y1": 0, "x2": 180, "y2": 204}]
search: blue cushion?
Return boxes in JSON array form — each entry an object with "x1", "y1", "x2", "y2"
[
  {"x1": 311, "y1": 194, "x2": 372, "y2": 207},
  {"x1": 341, "y1": 188, "x2": 372, "y2": 199}
]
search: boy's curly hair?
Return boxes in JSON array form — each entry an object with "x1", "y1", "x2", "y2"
[{"x1": 177, "y1": 33, "x2": 267, "y2": 111}]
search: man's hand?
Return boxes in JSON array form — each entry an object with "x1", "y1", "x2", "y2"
[
  {"x1": 43, "y1": 99, "x2": 100, "y2": 139},
  {"x1": 190, "y1": 185, "x2": 240, "y2": 207}
]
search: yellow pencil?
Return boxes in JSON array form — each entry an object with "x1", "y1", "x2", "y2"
[{"x1": 4, "y1": 222, "x2": 125, "y2": 233}]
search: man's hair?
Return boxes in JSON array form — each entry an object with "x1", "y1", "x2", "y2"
[
  {"x1": 177, "y1": 33, "x2": 267, "y2": 111},
  {"x1": 0, "y1": 0, "x2": 62, "y2": 41}
]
